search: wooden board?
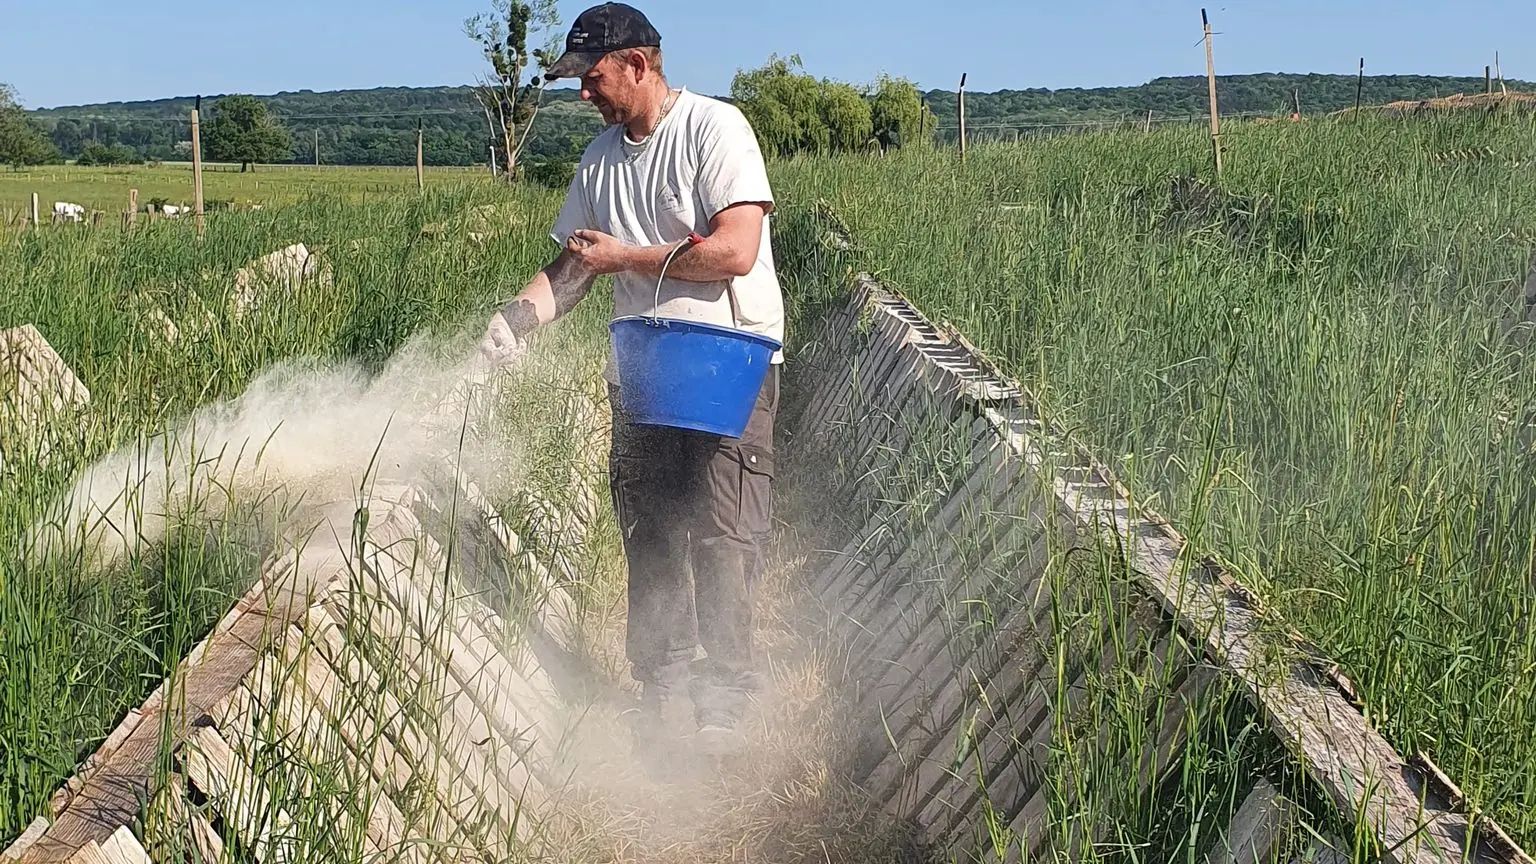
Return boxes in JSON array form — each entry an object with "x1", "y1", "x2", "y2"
[{"x1": 1203, "y1": 779, "x2": 1298, "y2": 864}]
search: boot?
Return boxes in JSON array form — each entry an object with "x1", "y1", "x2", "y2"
[
  {"x1": 632, "y1": 660, "x2": 697, "y2": 774},
  {"x1": 690, "y1": 660, "x2": 761, "y2": 757}
]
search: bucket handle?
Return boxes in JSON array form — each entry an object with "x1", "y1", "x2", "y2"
[{"x1": 646, "y1": 232, "x2": 742, "y2": 329}]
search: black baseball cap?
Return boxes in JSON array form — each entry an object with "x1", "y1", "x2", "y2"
[{"x1": 544, "y1": 3, "x2": 662, "y2": 81}]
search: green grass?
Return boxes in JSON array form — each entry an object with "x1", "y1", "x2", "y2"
[
  {"x1": 768, "y1": 109, "x2": 1536, "y2": 844},
  {"x1": 7, "y1": 106, "x2": 1536, "y2": 860},
  {"x1": 0, "y1": 183, "x2": 585, "y2": 841},
  {"x1": 0, "y1": 163, "x2": 496, "y2": 216}
]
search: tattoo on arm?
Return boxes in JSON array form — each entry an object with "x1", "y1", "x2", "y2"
[
  {"x1": 500, "y1": 298, "x2": 540, "y2": 337},
  {"x1": 499, "y1": 252, "x2": 597, "y2": 336},
  {"x1": 548, "y1": 252, "x2": 597, "y2": 317}
]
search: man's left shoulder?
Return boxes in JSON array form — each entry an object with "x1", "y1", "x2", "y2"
[{"x1": 683, "y1": 91, "x2": 754, "y2": 135}]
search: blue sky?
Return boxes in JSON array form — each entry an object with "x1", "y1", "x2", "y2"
[{"x1": 2, "y1": 0, "x2": 1528, "y2": 108}]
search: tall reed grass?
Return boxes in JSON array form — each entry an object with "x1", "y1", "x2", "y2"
[
  {"x1": 770, "y1": 108, "x2": 1536, "y2": 844},
  {"x1": 0, "y1": 185, "x2": 600, "y2": 841}
]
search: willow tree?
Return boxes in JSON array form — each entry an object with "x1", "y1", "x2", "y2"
[
  {"x1": 869, "y1": 74, "x2": 937, "y2": 151},
  {"x1": 465, "y1": 0, "x2": 561, "y2": 178},
  {"x1": 730, "y1": 55, "x2": 874, "y2": 158}
]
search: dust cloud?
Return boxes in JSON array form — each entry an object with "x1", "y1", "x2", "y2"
[
  {"x1": 21, "y1": 319, "x2": 921, "y2": 863},
  {"x1": 28, "y1": 331, "x2": 528, "y2": 572}
]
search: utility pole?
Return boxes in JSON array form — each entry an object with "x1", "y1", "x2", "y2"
[
  {"x1": 416, "y1": 120, "x2": 424, "y2": 192},
  {"x1": 314, "y1": 129, "x2": 320, "y2": 166},
  {"x1": 1201, "y1": 9, "x2": 1222, "y2": 176}
]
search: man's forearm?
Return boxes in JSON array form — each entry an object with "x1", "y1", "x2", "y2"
[
  {"x1": 619, "y1": 235, "x2": 755, "y2": 283},
  {"x1": 501, "y1": 252, "x2": 596, "y2": 334}
]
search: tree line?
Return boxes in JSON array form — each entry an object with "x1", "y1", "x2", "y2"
[{"x1": 8, "y1": 70, "x2": 1532, "y2": 171}]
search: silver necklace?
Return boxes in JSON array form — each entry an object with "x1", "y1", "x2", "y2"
[{"x1": 623, "y1": 89, "x2": 679, "y2": 162}]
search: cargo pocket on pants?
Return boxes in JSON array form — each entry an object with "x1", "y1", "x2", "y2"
[
  {"x1": 705, "y1": 442, "x2": 773, "y2": 546},
  {"x1": 734, "y1": 444, "x2": 774, "y2": 538}
]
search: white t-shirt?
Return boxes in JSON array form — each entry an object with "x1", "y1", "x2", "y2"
[{"x1": 551, "y1": 88, "x2": 786, "y2": 383}]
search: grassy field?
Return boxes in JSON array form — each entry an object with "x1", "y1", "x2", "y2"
[
  {"x1": 0, "y1": 162, "x2": 495, "y2": 216},
  {"x1": 0, "y1": 184, "x2": 580, "y2": 841},
  {"x1": 4, "y1": 106, "x2": 1536, "y2": 857},
  {"x1": 0, "y1": 185, "x2": 927, "y2": 863},
  {"x1": 768, "y1": 110, "x2": 1536, "y2": 842}
]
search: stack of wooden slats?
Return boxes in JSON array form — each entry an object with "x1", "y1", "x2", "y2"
[
  {"x1": 788, "y1": 272, "x2": 1531, "y2": 864},
  {"x1": 0, "y1": 323, "x2": 91, "y2": 470},
  {"x1": 3, "y1": 481, "x2": 587, "y2": 864}
]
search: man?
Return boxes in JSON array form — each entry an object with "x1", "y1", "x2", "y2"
[{"x1": 479, "y1": 2, "x2": 785, "y2": 761}]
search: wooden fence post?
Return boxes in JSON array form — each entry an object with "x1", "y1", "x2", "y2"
[
  {"x1": 126, "y1": 189, "x2": 138, "y2": 229},
  {"x1": 191, "y1": 95, "x2": 205, "y2": 239},
  {"x1": 1354, "y1": 58, "x2": 1364, "y2": 115},
  {"x1": 30, "y1": 193, "x2": 39, "y2": 230},
  {"x1": 957, "y1": 73, "x2": 968, "y2": 162},
  {"x1": 1201, "y1": 8, "x2": 1222, "y2": 176}
]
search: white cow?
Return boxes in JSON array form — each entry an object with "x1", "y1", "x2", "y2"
[
  {"x1": 161, "y1": 204, "x2": 183, "y2": 217},
  {"x1": 52, "y1": 202, "x2": 84, "y2": 223}
]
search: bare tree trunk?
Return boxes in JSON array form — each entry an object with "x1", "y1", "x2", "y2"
[
  {"x1": 479, "y1": 98, "x2": 499, "y2": 177},
  {"x1": 510, "y1": 82, "x2": 547, "y2": 168},
  {"x1": 491, "y1": 94, "x2": 514, "y2": 179}
]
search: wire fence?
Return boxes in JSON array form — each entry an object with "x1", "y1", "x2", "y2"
[{"x1": 927, "y1": 108, "x2": 1283, "y2": 145}]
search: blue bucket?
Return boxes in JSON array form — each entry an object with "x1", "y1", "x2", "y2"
[{"x1": 610, "y1": 315, "x2": 781, "y2": 438}]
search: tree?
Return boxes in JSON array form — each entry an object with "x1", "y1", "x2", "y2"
[
  {"x1": 0, "y1": 84, "x2": 60, "y2": 168},
  {"x1": 202, "y1": 95, "x2": 292, "y2": 171},
  {"x1": 75, "y1": 142, "x2": 141, "y2": 166},
  {"x1": 49, "y1": 118, "x2": 86, "y2": 156},
  {"x1": 869, "y1": 74, "x2": 936, "y2": 151},
  {"x1": 730, "y1": 55, "x2": 873, "y2": 158},
  {"x1": 465, "y1": 0, "x2": 561, "y2": 178}
]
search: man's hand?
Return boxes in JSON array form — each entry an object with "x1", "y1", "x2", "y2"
[
  {"x1": 478, "y1": 305, "x2": 531, "y2": 366},
  {"x1": 566, "y1": 229, "x2": 630, "y2": 275}
]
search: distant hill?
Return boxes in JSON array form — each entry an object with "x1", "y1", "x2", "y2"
[
  {"x1": 28, "y1": 86, "x2": 604, "y2": 168},
  {"x1": 28, "y1": 73, "x2": 1533, "y2": 166},
  {"x1": 921, "y1": 73, "x2": 1535, "y2": 129}
]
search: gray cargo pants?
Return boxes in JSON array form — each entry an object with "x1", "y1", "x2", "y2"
[{"x1": 607, "y1": 366, "x2": 779, "y2": 691}]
